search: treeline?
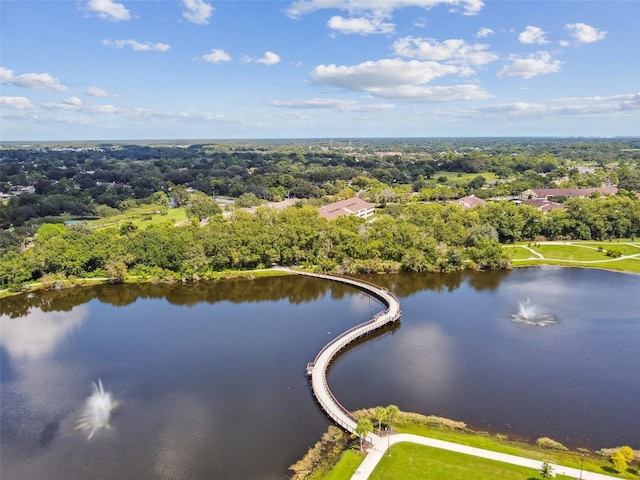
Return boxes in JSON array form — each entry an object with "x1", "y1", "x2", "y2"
[
  {"x1": 1, "y1": 202, "x2": 508, "y2": 291},
  {"x1": 2, "y1": 140, "x2": 639, "y2": 229},
  {"x1": 3, "y1": 195, "x2": 639, "y2": 291}
]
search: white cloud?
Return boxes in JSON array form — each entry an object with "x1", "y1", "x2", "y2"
[
  {"x1": 201, "y1": 49, "x2": 231, "y2": 63},
  {"x1": 497, "y1": 51, "x2": 562, "y2": 79},
  {"x1": 182, "y1": 0, "x2": 214, "y2": 25},
  {"x1": 101, "y1": 39, "x2": 171, "y2": 52},
  {"x1": 255, "y1": 51, "x2": 281, "y2": 65},
  {"x1": 393, "y1": 37, "x2": 498, "y2": 65},
  {"x1": 86, "y1": 104, "x2": 120, "y2": 114},
  {"x1": 519, "y1": 26, "x2": 548, "y2": 44},
  {"x1": 474, "y1": 93, "x2": 640, "y2": 119},
  {"x1": 414, "y1": 17, "x2": 427, "y2": 28},
  {"x1": 565, "y1": 23, "x2": 607, "y2": 44},
  {"x1": 0, "y1": 66, "x2": 67, "y2": 91},
  {"x1": 311, "y1": 58, "x2": 460, "y2": 90},
  {"x1": 476, "y1": 27, "x2": 494, "y2": 38},
  {"x1": 367, "y1": 84, "x2": 492, "y2": 102},
  {"x1": 269, "y1": 98, "x2": 394, "y2": 112},
  {"x1": 327, "y1": 15, "x2": 395, "y2": 35},
  {"x1": 43, "y1": 101, "x2": 119, "y2": 113},
  {"x1": 63, "y1": 96, "x2": 83, "y2": 106},
  {"x1": 0, "y1": 96, "x2": 34, "y2": 110},
  {"x1": 286, "y1": 0, "x2": 484, "y2": 18},
  {"x1": 83, "y1": 0, "x2": 131, "y2": 21},
  {"x1": 310, "y1": 58, "x2": 490, "y2": 102},
  {"x1": 85, "y1": 86, "x2": 112, "y2": 97}
]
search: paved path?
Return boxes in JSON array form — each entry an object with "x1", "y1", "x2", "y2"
[{"x1": 352, "y1": 434, "x2": 619, "y2": 480}]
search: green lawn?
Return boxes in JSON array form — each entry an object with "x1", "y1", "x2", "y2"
[
  {"x1": 321, "y1": 450, "x2": 364, "y2": 480},
  {"x1": 530, "y1": 244, "x2": 610, "y2": 261},
  {"x1": 88, "y1": 206, "x2": 188, "y2": 230},
  {"x1": 513, "y1": 257, "x2": 640, "y2": 273},
  {"x1": 506, "y1": 241, "x2": 640, "y2": 274},
  {"x1": 579, "y1": 242, "x2": 640, "y2": 256},
  {"x1": 369, "y1": 443, "x2": 573, "y2": 480},
  {"x1": 428, "y1": 171, "x2": 500, "y2": 184},
  {"x1": 505, "y1": 246, "x2": 537, "y2": 260}
]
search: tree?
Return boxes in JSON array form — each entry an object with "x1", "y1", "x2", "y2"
[
  {"x1": 611, "y1": 451, "x2": 628, "y2": 473},
  {"x1": 617, "y1": 446, "x2": 634, "y2": 464},
  {"x1": 374, "y1": 406, "x2": 387, "y2": 433},
  {"x1": 170, "y1": 184, "x2": 190, "y2": 206},
  {"x1": 105, "y1": 258, "x2": 128, "y2": 283},
  {"x1": 386, "y1": 405, "x2": 399, "y2": 431},
  {"x1": 186, "y1": 192, "x2": 222, "y2": 221},
  {"x1": 539, "y1": 460, "x2": 554, "y2": 479},
  {"x1": 611, "y1": 446, "x2": 633, "y2": 472},
  {"x1": 355, "y1": 418, "x2": 373, "y2": 453}
]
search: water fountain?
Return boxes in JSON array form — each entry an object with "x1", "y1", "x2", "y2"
[
  {"x1": 511, "y1": 299, "x2": 555, "y2": 326},
  {"x1": 76, "y1": 380, "x2": 119, "y2": 439}
]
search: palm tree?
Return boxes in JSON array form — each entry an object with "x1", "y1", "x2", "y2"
[
  {"x1": 386, "y1": 404, "x2": 399, "y2": 432},
  {"x1": 374, "y1": 406, "x2": 387, "y2": 433},
  {"x1": 355, "y1": 418, "x2": 373, "y2": 453}
]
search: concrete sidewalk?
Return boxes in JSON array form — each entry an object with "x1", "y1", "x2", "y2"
[{"x1": 351, "y1": 433, "x2": 619, "y2": 480}]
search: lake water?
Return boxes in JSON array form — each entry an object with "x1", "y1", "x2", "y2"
[{"x1": 1, "y1": 268, "x2": 639, "y2": 479}]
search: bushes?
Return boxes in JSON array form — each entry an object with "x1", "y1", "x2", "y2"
[
  {"x1": 536, "y1": 437, "x2": 568, "y2": 451},
  {"x1": 288, "y1": 426, "x2": 347, "y2": 480}
]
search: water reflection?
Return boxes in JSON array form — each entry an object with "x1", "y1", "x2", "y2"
[
  {"x1": 1, "y1": 269, "x2": 638, "y2": 479},
  {"x1": 0, "y1": 307, "x2": 87, "y2": 360}
]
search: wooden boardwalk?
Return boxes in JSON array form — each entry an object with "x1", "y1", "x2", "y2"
[
  {"x1": 284, "y1": 269, "x2": 620, "y2": 480},
  {"x1": 288, "y1": 270, "x2": 401, "y2": 443}
]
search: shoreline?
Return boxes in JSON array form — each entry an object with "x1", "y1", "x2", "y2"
[{"x1": 3, "y1": 260, "x2": 639, "y2": 300}]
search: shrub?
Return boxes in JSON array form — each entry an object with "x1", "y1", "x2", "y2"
[
  {"x1": 289, "y1": 426, "x2": 346, "y2": 480},
  {"x1": 536, "y1": 437, "x2": 568, "y2": 451},
  {"x1": 611, "y1": 450, "x2": 628, "y2": 473}
]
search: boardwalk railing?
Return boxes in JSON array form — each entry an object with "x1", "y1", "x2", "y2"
[{"x1": 286, "y1": 270, "x2": 401, "y2": 443}]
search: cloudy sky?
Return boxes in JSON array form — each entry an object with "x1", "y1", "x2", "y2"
[{"x1": 1, "y1": 0, "x2": 638, "y2": 140}]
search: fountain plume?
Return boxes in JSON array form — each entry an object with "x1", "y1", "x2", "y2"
[
  {"x1": 511, "y1": 299, "x2": 555, "y2": 326},
  {"x1": 76, "y1": 379, "x2": 119, "y2": 439}
]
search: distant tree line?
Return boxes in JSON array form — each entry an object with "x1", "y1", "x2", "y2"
[
  {"x1": 2, "y1": 195, "x2": 640, "y2": 291},
  {"x1": 2, "y1": 140, "x2": 639, "y2": 230}
]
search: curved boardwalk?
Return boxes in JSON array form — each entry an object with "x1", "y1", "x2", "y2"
[
  {"x1": 287, "y1": 269, "x2": 401, "y2": 444},
  {"x1": 285, "y1": 268, "x2": 619, "y2": 480}
]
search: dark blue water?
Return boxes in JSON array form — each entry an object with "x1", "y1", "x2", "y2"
[{"x1": 1, "y1": 268, "x2": 638, "y2": 479}]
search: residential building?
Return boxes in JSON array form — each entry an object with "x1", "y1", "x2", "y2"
[
  {"x1": 519, "y1": 187, "x2": 618, "y2": 201},
  {"x1": 455, "y1": 194, "x2": 487, "y2": 209},
  {"x1": 319, "y1": 197, "x2": 375, "y2": 220}
]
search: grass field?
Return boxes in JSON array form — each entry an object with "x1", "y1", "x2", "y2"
[
  {"x1": 87, "y1": 206, "x2": 188, "y2": 230},
  {"x1": 322, "y1": 450, "x2": 363, "y2": 480},
  {"x1": 532, "y1": 244, "x2": 610, "y2": 261},
  {"x1": 428, "y1": 171, "x2": 500, "y2": 184},
  {"x1": 369, "y1": 443, "x2": 574, "y2": 480},
  {"x1": 504, "y1": 241, "x2": 640, "y2": 274},
  {"x1": 321, "y1": 417, "x2": 637, "y2": 480}
]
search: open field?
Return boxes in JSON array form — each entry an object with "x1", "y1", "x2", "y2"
[
  {"x1": 504, "y1": 241, "x2": 640, "y2": 274},
  {"x1": 369, "y1": 443, "x2": 574, "y2": 480},
  {"x1": 427, "y1": 171, "x2": 500, "y2": 184},
  {"x1": 322, "y1": 450, "x2": 363, "y2": 480},
  {"x1": 86, "y1": 206, "x2": 188, "y2": 230}
]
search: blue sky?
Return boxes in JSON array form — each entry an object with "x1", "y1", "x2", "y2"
[{"x1": 1, "y1": 0, "x2": 638, "y2": 140}]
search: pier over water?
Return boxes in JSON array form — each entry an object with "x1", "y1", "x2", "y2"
[{"x1": 287, "y1": 270, "x2": 401, "y2": 443}]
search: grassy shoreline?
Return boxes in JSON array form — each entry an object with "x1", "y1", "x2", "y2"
[
  {"x1": 307, "y1": 410, "x2": 639, "y2": 480},
  {"x1": 0, "y1": 268, "x2": 291, "y2": 299},
  {"x1": 3, "y1": 240, "x2": 639, "y2": 299}
]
